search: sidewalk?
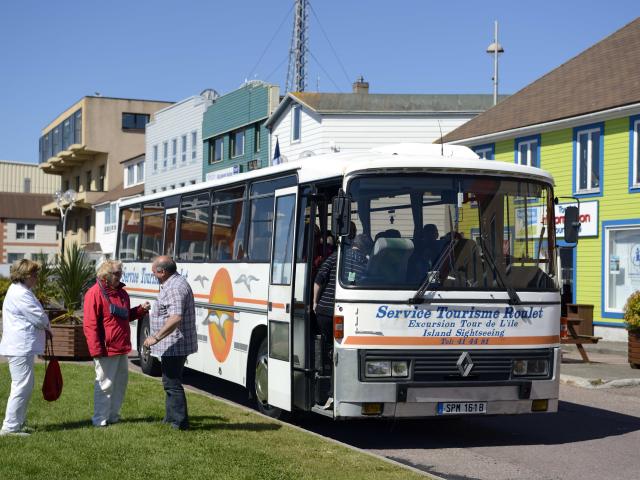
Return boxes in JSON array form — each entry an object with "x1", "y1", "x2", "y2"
[{"x1": 560, "y1": 340, "x2": 640, "y2": 388}]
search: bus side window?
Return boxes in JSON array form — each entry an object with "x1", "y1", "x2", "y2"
[
  {"x1": 118, "y1": 205, "x2": 141, "y2": 260},
  {"x1": 211, "y1": 186, "x2": 245, "y2": 262},
  {"x1": 178, "y1": 192, "x2": 210, "y2": 261},
  {"x1": 140, "y1": 202, "x2": 164, "y2": 261}
]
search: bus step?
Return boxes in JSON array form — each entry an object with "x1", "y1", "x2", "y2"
[{"x1": 311, "y1": 405, "x2": 334, "y2": 417}]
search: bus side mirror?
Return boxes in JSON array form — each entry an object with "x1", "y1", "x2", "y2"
[
  {"x1": 564, "y1": 206, "x2": 580, "y2": 244},
  {"x1": 332, "y1": 190, "x2": 351, "y2": 237}
]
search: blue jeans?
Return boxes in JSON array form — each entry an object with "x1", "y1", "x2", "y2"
[{"x1": 161, "y1": 355, "x2": 188, "y2": 429}]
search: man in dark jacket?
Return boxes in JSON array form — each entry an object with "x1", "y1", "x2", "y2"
[{"x1": 83, "y1": 260, "x2": 150, "y2": 427}]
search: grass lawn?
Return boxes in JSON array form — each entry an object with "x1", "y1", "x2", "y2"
[{"x1": 0, "y1": 362, "x2": 427, "y2": 480}]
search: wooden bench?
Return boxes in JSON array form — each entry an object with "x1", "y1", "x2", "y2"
[{"x1": 561, "y1": 318, "x2": 602, "y2": 362}]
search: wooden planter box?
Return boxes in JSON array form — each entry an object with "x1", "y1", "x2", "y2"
[
  {"x1": 50, "y1": 324, "x2": 90, "y2": 360},
  {"x1": 629, "y1": 331, "x2": 640, "y2": 369}
]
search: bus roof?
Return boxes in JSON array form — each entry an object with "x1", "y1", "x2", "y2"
[{"x1": 119, "y1": 143, "x2": 554, "y2": 207}]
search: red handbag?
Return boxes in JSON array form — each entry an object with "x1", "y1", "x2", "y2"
[{"x1": 42, "y1": 336, "x2": 63, "y2": 401}]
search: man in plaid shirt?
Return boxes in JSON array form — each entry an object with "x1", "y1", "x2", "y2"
[{"x1": 143, "y1": 256, "x2": 197, "y2": 430}]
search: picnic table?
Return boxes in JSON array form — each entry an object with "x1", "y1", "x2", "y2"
[{"x1": 561, "y1": 317, "x2": 602, "y2": 362}]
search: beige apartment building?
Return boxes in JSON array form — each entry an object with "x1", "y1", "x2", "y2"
[
  {"x1": 0, "y1": 160, "x2": 60, "y2": 194},
  {"x1": 39, "y1": 96, "x2": 172, "y2": 255}
]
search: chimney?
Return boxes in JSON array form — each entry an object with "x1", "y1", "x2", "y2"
[{"x1": 352, "y1": 75, "x2": 369, "y2": 94}]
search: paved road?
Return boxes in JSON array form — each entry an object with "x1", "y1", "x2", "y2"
[{"x1": 146, "y1": 361, "x2": 640, "y2": 480}]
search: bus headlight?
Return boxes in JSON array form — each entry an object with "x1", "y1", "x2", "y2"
[
  {"x1": 365, "y1": 361, "x2": 409, "y2": 378},
  {"x1": 512, "y1": 359, "x2": 549, "y2": 376},
  {"x1": 391, "y1": 361, "x2": 409, "y2": 378},
  {"x1": 366, "y1": 361, "x2": 391, "y2": 377}
]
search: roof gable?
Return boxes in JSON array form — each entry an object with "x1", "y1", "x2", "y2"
[{"x1": 443, "y1": 17, "x2": 640, "y2": 143}]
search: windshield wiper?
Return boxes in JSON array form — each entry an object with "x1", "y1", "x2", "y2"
[
  {"x1": 410, "y1": 238, "x2": 457, "y2": 304},
  {"x1": 476, "y1": 236, "x2": 521, "y2": 305}
]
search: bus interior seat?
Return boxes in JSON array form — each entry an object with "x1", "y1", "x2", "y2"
[{"x1": 367, "y1": 238, "x2": 414, "y2": 282}]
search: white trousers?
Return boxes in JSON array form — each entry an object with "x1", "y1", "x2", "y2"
[
  {"x1": 2, "y1": 355, "x2": 35, "y2": 433},
  {"x1": 92, "y1": 354, "x2": 129, "y2": 426}
]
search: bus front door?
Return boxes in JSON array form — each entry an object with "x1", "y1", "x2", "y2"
[{"x1": 267, "y1": 187, "x2": 298, "y2": 411}]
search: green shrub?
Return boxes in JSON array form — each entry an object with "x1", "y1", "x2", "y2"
[
  {"x1": 52, "y1": 243, "x2": 95, "y2": 323},
  {"x1": 623, "y1": 290, "x2": 640, "y2": 332}
]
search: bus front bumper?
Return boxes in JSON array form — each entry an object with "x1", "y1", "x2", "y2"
[{"x1": 333, "y1": 348, "x2": 560, "y2": 419}]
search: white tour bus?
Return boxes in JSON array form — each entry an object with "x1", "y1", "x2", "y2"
[{"x1": 117, "y1": 143, "x2": 579, "y2": 419}]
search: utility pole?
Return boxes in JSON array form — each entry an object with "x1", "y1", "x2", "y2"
[
  {"x1": 486, "y1": 20, "x2": 504, "y2": 106},
  {"x1": 286, "y1": 0, "x2": 308, "y2": 92}
]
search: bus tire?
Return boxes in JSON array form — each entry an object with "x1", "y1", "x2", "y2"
[
  {"x1": 138, "y1": 316, "x2": 161, "y2": 376},
  {"x1": 252, "y1": 337, "x2": 282, "y2": 419}
]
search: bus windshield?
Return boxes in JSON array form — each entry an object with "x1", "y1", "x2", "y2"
[{"x1": 340, "y1": 174, "x2": 557, "y2": 292}]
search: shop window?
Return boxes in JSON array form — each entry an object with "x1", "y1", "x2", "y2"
[{"x1": 603, "y1": 221, "x2": 640, "y2": 318}]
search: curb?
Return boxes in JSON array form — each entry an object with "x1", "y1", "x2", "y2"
[{"x1": 560, "y1": 374, "x2": 640, "y2": 389}]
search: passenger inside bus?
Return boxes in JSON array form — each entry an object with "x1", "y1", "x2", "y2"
[{"x1": 406, "y1": 224, "x2": 443, "y2": 282}]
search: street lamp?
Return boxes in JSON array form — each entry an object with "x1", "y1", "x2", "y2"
[
  {"x1": 54, "y1": 188, "x2": 77, "y2": 257},
  {"x1": 486, "y1": 20, "x2": 504, "y2": 106}
]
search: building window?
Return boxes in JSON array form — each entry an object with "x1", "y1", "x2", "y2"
[
  {"x1": 16, "y1": 223, "x2": 35, "y2": 240},
  {"x1": 75, "y1": 176, "x2": 80, "y2": 191},
  {"x1": 153, "y1": 145, "x2": 158, "y2": 171},
  {"x1": 64, "y1": 179, "x2": 70, "y2": 191},
  {"x1": 172, "y1": 138, "x2": 177, "y2": 165},
  {"x1": 181, "y1": 135, "x2": 187, "y2": 162},
  {"x1": 122, "y1": 113, "x2": 150, "y2": 131},
  {"x1": 603, "y1": 221, "x2": 640, "y2": 317},
  {"x1": 254, "y1": 125, "x2": 261, "y2": 153},
  {"x1": 104, "y1": 203, "x2": 117, "y2": 233},
  {"x1": 23, "y1": 178, "x2": 31, "y2": 193},
  {"x1": 631, "y1": 116, "x2": 640, "y2": 191},
  {"x1": 247, "y1": 159, "x2": 258, "y2": 171},
  {"x1": 473, "y1": 144, "x2": 494, "y2": 160},
  {"x1": 515, "y1": 136, "x2": 539, "y2": 167},
  {"x1": 85, "y1": 170, "x2": 92, "y2": 191},
  {"x1": 231, "y1": 130, "x2": 245, "y2": 158},
  {"x1": 7, "y1": 253, "x2": 25, "y2": 263},
  {"x1": 211, "y1": 137, "x2": 223, "y2": 163},
  {"x1": 574, "y1": 125, "x2": 602, "y2": 195},
  {"x1": 84, "y1": 215, "x2": 91, "y2": 243},
  {"x1": 163, "y1": 142, "x2": 168, "y2": 168},
  {"x1": 124, "y1": 158, "x2": 145, "y2": 187},
  {"x1": 74, "y1": 109, "x2": 82, "y2": 144},
  {"x1": 191, "y1": 131, "x2": 197, "y2": 159},
  {"x1": 98, "y1": 165, "x2": 105, "y2": 191},
  {"x1": 292, "y1": 105, "x2": 301, "y2": 141}
]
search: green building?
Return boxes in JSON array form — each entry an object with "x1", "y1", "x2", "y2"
[
  {"x1": 442, "y1": 18, "x2": 640, "y2": 341},
  {"x1": 202, "y1": 81, "x2": 280, "y2": 180}
]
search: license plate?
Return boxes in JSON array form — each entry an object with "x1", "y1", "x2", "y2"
[{"x1": 437, "y1": 402, "x2": 487, "y2": 415}]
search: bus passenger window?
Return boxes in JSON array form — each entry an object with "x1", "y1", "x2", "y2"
[
  {"x1": 178, "y1": 192, "x2": 210, "y2": 261},
  {"x1": 141, "y1": 202, "x2": 164, "y2": 261},
  {"x1": 211, "y1": 186, "x2": 245, "y2": 261},
  {"x1": 118, "y1": 206, "x2": 140, "y2": 260}
]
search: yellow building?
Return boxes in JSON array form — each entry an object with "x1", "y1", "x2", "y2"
[
  {"x1": 39, "y1": 96, "x2": 172, "y2": 255},
  {"x1": 442, "y1": 18, "x2": 640, "y2": 341}
]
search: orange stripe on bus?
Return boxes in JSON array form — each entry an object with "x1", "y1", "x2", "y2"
[
  {"x1": 125, "y1": 287, "x2": 159, "y2": 294},
  {"x1": 343, "y1": 335, "x2": 560, "y2": 346}
]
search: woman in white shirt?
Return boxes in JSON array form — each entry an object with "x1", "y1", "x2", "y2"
[{"x1": 0, "y1": 259, "x2": 51, "y2": 436}]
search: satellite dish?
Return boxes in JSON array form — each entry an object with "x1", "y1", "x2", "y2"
[{"x1": 200, "y1": 89, "x2": 220, "y2": 101}]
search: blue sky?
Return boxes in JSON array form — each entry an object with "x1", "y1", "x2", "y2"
[{"x1": 0, "y1": 1, "x2": 637, "y2": 163}]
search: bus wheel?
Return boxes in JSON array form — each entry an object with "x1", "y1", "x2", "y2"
[
  {"x1": 253, "y1": 337, "x2": 282, "y2": 418},
  {"x1": 138, "y1": 317, "x2": 161, "y2": 376}
]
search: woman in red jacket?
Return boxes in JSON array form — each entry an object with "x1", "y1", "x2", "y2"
[{"x1": 83, "y1": 260, "x2": 150, "y2": 427}]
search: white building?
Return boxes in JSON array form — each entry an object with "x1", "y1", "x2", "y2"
[
  {"x1": 144, "y1": 92, "x2": 216, "y2": 194},
  {"x1": 265, "y1": 79, "x2": 501, "y2": 163}
]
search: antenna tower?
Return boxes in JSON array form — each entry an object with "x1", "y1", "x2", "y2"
[{"x1": 285, "y1": 0, "x2": 309, "y2": 92}]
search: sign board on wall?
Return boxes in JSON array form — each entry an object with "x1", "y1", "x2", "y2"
[
  {"x1": 515, "y1": 200, "x2": 598, "y2": 240},
  {"x1": 206, "y1": 165, "x2": 240, "y2": 182},
  {"x1": 554, "y1": 201, "x2": 598, "y2": 238}
]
